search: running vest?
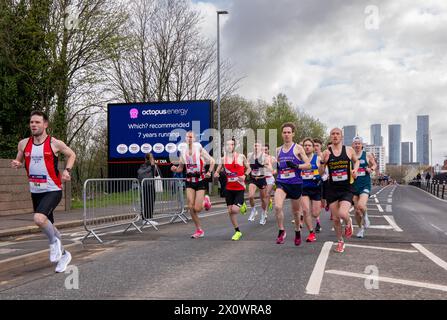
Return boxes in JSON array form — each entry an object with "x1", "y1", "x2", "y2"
[
  {"x1": 276, "y1": 144, "x2": 303, "y2": 185},
  {"x1": 302, "y1": 153, "x2": 320, "y2": 188},
  {"x1": 224, "y1": 153, "x2": 246, "y2": 191},
  {"x1": 184, "y1": 147, "x2": 205, "y2": 183},
  {"x1": 24, "y1": 136, "x2": 62, "y2": 194},
  {"x1": 354, "y1": 150, "x2": 371, "y2": 186},
  {"x1": 327, "y1": 146, "x2": 354, "y2": 186},
  {"x1": 249, "y1": 153, "x2": 265, "y2": 178}
]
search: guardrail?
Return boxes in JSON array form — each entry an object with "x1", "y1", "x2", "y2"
[
  {"x1": 140, "y1": 178, "x2": 188, "y2": 230},
  {"x1": 82, "y1": 179, "x2": 142, "y2": 243},
  {"x1": 410, "y1": 179, "x2": 446, "y2": 200}
]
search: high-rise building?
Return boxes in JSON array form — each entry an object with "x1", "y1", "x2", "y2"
[
  {"x1": 388, "y1": 124, "x2": 401, "y2": 165},
  {"x1": 417, "y1": 115, "x2": 430, "y2": 165},
  {"x1": 365, "y1": 145, "x2": 386, "y2": 174},
  {"x1": 343, "y1": 125, "x2": 357, "y2": 146},
  {"x1": 401, "y1": 142, "x2": 413, "y2": 164},
  {"x1": 371, "y1": 124, "x2": 383, "y2": 146}
]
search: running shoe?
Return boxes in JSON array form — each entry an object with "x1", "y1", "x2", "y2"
[
  {"x1": 248, "y1": 208, "x2": 258, "y2": 222},
  {"x1": 295, "y1": 234, "x2": 302, "y2": 246},
  {"x1": 231, "y1": 231, "x2": 243, "y2": 241},
  {"x1": 306, "y1": 232, "x2": 317, "y2": 243},
  {"x1": 191, "y1": 229, "x2": 205, "y2": 239},
  {"x1": 203, "y1": 195, "x2": 211, "y2": 211},
  {"x1": 259, "y1": 212, "x2": 267, "y2": 225},
  {"x1": 240, "y1": 202, "x2": 247, "y2": 215},
  {"x1": 49, "y1": 238, "x2": 63, "y2": 263},
  {"x1": 344, "y1": 218, "x2": 353, "y2": 238},
  {"x1": 334, "y1": 241, "x2": 345, "y2": 253},
  {"x1": 55, "y1": 251, "x2": 72, "y2": 273},
  {"x1": 364, "y1": 212, "x2": 371, "y2": 229},
  {"x1": 315, "y1": 222, "x2": 322, "y2": 233},
  {"x1": 357, "y1": 227, "x2": 365, "y2": 238},
  {"x1": 276, "y1": 231, "x2": 287, "y2": 244}
]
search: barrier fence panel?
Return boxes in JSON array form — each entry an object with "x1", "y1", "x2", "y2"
[
  {"x1": 140, "y1": 178, "x2": 188, "y2": 230},
  {"x1": 83, "y1": 179, "x2": 142, "y2": 243}
]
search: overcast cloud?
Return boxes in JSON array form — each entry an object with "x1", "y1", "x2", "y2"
[{"x1": 191, "y1": 0, "x2": 447, "y2": 166}]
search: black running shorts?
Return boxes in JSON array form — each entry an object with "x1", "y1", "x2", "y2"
[
  {"x1": 225, "y1": 190, "x2": 245, "y2": 207},
  {"x1": 185, "y1": 180, "x2": 208, "y2": 191},
  {"x1": 248, "y1": 176, "x2": 267, "y2": 190},
  {"x1": 302, "y1": 187, "x2": 322, "y2": 201},
  {"x1": 31, "y1": 191, "x2": 63, "y2": 224},
  {"x1": 325, "y1": 185, "x2": 354, "y2": 205},
  {"x1": 276, "y1": 182, "x2": 302, "y2": 200}
]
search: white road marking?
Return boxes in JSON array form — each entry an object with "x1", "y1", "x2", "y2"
[
  {"x1": 386, "y1": 205, "x2": 392, "y2": 212},
  {"x1": 374, "y1": 198, "x2": 379, "y2": 204},
  {"x1": 383, "y1": 215, "x2": 403, "y2": 232},
  {"x1": 342, "y1": 243, "x2": 418, "y2": 253},
  {"x1": 429, "y1": 224, "x2": 443, "y2": 232},
  {"x1": 305, "y1": 241, "x2": 333, "y2": 295},
  {"x1": 377, "y1": 204, "x2": 384, "y2": 212},
  {"x1": 387, "y1": 198, "x2": 393, "y2": 203},
  {"x1": 367, "y1": 225, "x2": 394, "y2": 230},
  {"x1": 412, "y1": 243, "x2": 447, "y2": 271},
  {"x1": 325, "y1": 270, "x2": 447, "y2": 292}
]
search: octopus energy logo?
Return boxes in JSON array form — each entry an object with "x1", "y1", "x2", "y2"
[{"x1": 129, "y1": 108, "x2": 139, "y2": 119}]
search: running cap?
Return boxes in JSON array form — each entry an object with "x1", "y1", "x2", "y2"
[{"x1": 352, "y1": 136, "x2": 364, "y2": 143}]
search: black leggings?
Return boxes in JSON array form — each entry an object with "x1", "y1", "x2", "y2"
[{"x1": 141, "y1": 181, "x2": 156, "y2": 219}]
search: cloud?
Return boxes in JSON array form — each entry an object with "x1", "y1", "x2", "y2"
[{"x1": 194, "y1": 0, "x2": 447, "y2": 165}]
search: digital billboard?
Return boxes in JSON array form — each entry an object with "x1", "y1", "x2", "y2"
[{"x1": 108, "y1": 100, "x2": 213, "y2": 161}]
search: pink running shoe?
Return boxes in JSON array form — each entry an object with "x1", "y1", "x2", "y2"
[
  {"x1": 191, "y1": 229, "x2": 205, "y2": 239},
  {"x1": 203, "y1": 195, "x2": 211, "y2": 211},
  {"x1": 344, "y1": 218, "x2": 353, "y2": 238},
  {"x1": 334, "y1": 241, "x2": 345, "y2": 253},
  {"x1": 295, "y1": 235, "x2": 302, "y2": 246},
  {"x1": 276, "y1": 231, "x2": 286, "y2": 244}
]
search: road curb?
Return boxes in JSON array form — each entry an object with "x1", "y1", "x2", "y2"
[{"x1": 0, "y1": 242, "x2": 84, "y2": 275}]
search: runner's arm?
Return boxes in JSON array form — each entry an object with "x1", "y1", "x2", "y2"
[
  {"x1": 295, "y1": 145, "x2": 311, "y2": 170},
  {"x1": 213, "y1": 158, "x2": 224, "y2": 178},
  {"x1": 11, "y1": 139, "x2": 27, "y2": 169},
  {"x1": 242, "y1": 155, "x2": 251, "y2": 176},
  {"x1": 52, "y1": 138, "x2": 76, "y2": 181},
  {"x1": 318, "y1": 150, "x2": 329, "y2": 176},
  {"x1": 367, "y1": 152, "x2": 377, "y2": 173},
  {"x1": 349, "y1": 147, "x2": 360, "y2": 177},
  {"x1": 201, "y1": 148, "x2": 215, "y2": 174}
]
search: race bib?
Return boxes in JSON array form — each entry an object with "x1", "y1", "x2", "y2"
[
  {"x1": 251, "y1": 169, "x2": 261, "y2": 176},
  {"x1": 331, "y1": 170, "x2": 348, "y2": 182},
  {"x1": 228, "y1": 176, "x2": 239, "y2": 182},
  {"x1": 186, "y1": 164, "x2": 199, "y2": 173},
  {"x1": 280, "y1": 169, "x2": 296, "y2": 179},
  {"x1": 29, "y1": 175, "x2": 48, "y2": 191},
  {"x1": 301, "y1": 171, "x2": 314, "y2": 180},
  {"x1": 357, "y1": 168, "x2": 366, "y2": 177}
]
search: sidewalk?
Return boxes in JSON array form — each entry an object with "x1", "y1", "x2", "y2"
[{"x1": 0, "y1": 194, "x2": 232, "y2": 238}]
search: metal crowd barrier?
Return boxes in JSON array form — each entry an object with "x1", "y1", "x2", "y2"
[
  {"x1": 140, "y1": 178, "x2": 188, "y2": 230},
  {"x1": 82, "y1": 179, "x2": 142, "y2": 243}
]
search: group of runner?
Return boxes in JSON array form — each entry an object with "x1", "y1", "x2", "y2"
[
  {"x1": 11, "y1": 113, "x2": 379, "y2": 278},
  {"x1": 171, "y1": 123, "x2": 378, "y2": 253}
]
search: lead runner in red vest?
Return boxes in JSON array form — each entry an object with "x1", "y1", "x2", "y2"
[
  {"x1": 171, "y1": 131, "x2": 215, "y2": 239},
  {"x1": 11, "y1": 111, "x2": 76, "y2": 273}
]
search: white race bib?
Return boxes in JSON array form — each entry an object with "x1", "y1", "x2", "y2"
[
  {"x1": 331, "y1": 171, "x2": 348, "y2": 181},
  {"x1": 280, "y1": 170, "x2": 296, "y2": 179},
  {"x1": 357, "y1": 168, "x2": 366, "y2": 177},
  {"x1": 29, "y1": 175, "x2": 48, "y2": 192}
]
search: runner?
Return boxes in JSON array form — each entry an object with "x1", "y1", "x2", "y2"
[
  {"x1": 263, "y1": 144, "x2": 277, "y2": 225},
  {"x1": 321, "y1": 142, "x2": 332, "y2": 221},
  {"x1": 11, "y1": 111, "x2": 76, "y2": 273},
  {"x1": 274, "y1": 123, "x2": 311, "y2": 246},
  {"x1": 320, "y1": 128, "x2": 359, "y2": 253},
  {"x1": 313, "y1": 138, "x2": 324, "y2": 232},
  {"x1": 171, "y1": 131, "x2": 215, "y2": 239},
  {"x1": 214, "y1": 139, "x2": 251, "y2": 241},
  {"x1": 352, "y1": 136, "x2": 377, "y2": 238},
  {"x1": 247, "y1": 142, "x2": 272, "y2": 224},
  {"x1": 300, "y1": 138, "x2": 323, "y2": 243}
]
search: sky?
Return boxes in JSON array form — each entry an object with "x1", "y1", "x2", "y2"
[{"x1": 190, "y1": 0, "x2": 447, "y2": 166}]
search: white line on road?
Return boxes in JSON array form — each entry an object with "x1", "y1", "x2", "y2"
[
  {"x1": 305, "y1": 241, "x2": 333, "y2": 295},
  {"x1": 367, "y1": 225, "x2": 394, "y2": 230},
  {"x1": 325, "y1": 270, "x2": 447, "y2": 292},
  {"x1": 383, "y1": 215, "x2": 403, "y2": 232},
  {"x1": 411, "y1": 243, "x2": 447, "y2": 271},
  {"x1": 374, "y1": 198, "x2": 379, "y2": 204},
  {"x1": 386, "y1": 205, "x2": 392, "y2": 212},
  {"x1": 377, "y1": 204, "x2": 384, "y2": 212},
  {"x1": 429, "y1": 224, "x2": 444, "y2": 232},
  {"x1": 343, "y1": 243, "x2": 418, "y2": 253},
  {"x1": 387, "y1": 198, "x2": 393, "y2": 203}
]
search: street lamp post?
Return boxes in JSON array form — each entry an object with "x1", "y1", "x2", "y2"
[{"x1": 217, "y1": 10, "x2": 228, "y2": 160}]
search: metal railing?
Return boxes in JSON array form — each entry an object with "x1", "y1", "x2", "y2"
[
  {"x1": 410, "y1": 179, "x2": 446, "y2": 200},
  {"x1": 82, "y1": 179, "x2": 142, "y2": 243},
  {"x1": 140, "y1": 178, "x2": 188, "y2": 230}
]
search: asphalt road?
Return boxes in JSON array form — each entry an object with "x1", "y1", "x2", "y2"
[{"x1": 0, "y1": 184, "x2": 446, "y2": 300}]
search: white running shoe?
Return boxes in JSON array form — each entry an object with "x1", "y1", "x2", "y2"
[
  {"x1": 248, "y1": 208, "x2": 258, "y2": 222},
  {"x1": 364, "y1": 213, "x2": 371, "y2": 229},
  {"x1": 260, "y1": 212, "x2": 267, "y2": 225},
  {"x1": 49, "y1": 238, "x2": 63, "y2": 263},
  {"x1": 357, "y1": 227, "x2": 365, "y2": 238},
  {"x1": 55, "y1": 251, "x2": 72, "y2": 273}
]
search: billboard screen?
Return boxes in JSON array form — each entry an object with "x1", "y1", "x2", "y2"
[{"x1": 108, "y1": 100, "x2": 213, "y2": 160}]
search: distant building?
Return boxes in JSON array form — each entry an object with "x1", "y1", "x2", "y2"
[
  {"x1": 417, "y1": 115, "x2": 430, "y2": 165},
  {"x1": 343, "y1": 125, "x2": 357, "y2": 146},
  {"x1": 365, "y1": 145, "x2": 386, "y2": 174},
  {"x1": 388, "y1": 124, "x2": 401, "y2": 165},
  {"x1": 401, "y1": 142, "x2": 414, "y2": 164},
  {"x1": 371, "y1": 124, "x2": 383, "y2": 146}
]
